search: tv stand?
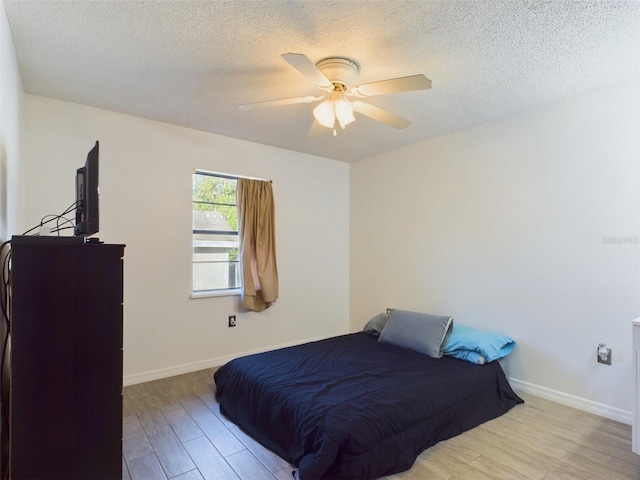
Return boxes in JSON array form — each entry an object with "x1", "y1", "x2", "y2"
[
  {"x1": 10, "y1": 234, "x2": 86, "y2": 245},
  {"x1": 9, "y1": 235, "x2": 103, "y2": 246},
  {"x1": 4, "y1": 236, "x2": 125, "y2": 479}
]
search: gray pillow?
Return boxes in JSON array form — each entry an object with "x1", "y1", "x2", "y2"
[
  {"x1": 378, "y1": 309, "x2": 453, "y2": 358},
  {"x1": 362, "y1": 313, "x2": 389, "y2": 335}
]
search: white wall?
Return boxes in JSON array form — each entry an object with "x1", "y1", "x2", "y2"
[
  {"x1": 22, "y1": 96, "x2": 350, "y2": 384},
  {"x1": 15, "y1": 46, "x2": 639, "y2": 422},
  {"x1": 0, "y1": 3, "x2": 23, "y2": 240},
  {"x1": 351, "y1": 80, "x2": 640, "y2": 422},
  {"x1": 0, "y1": 5, "x2": 23, "y2": 452}
]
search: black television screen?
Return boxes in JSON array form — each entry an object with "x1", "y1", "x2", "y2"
[{"x1": 74, "y1": 141, "x2": 99, "y2": 237}]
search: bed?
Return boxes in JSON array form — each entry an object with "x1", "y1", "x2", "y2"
[{"x1": 214, "y1": 326, "x2": 523, "y2": 480}]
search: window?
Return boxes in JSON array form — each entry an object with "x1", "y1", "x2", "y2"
[{"x1": 192, "y1": 171, "x2": 240, "y2": 293}]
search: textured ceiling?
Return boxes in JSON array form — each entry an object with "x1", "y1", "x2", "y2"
[{"x1": 3, "y1": 0, "x2": 639, "y2": 163}]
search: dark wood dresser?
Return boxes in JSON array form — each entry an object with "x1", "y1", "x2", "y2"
[{"x1": 6, "y1": 236, "x2": 124, "y2": 479}]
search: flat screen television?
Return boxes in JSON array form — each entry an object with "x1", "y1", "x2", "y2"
[{"x1": 74, "y1": 141, "x2": 99, "y2": 237}]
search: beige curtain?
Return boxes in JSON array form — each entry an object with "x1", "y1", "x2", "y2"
[{"x1": 237, "y1": 178, "x2": 278, "y2": 312}]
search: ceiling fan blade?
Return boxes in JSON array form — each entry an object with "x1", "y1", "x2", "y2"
[
  {"x1": 282, "y1": 53, "x2": 333, "y2": 88},
  {"x1": 353, "y1": 74, "x2": 432, "y2": 97},
  {"x1": 308, "y1": 119, "x2": 328, "y2": 137},
  {"x1": 239, "y1": 95, "x2": 318, "y2": 110},
  {"x1": 353, "y1": 101, "x2": 411, "y2": 129}
]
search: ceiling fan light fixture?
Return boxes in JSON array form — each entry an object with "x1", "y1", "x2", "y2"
[
  {"x1": 313, "y1": 88, "x2": 355, "y2": 130},
  {"x1": 313, "y1": 100, "x2": 335, "y2": 128},
  {"x1": 335, "y1": 98, "x2": 355, "y2": 129}
]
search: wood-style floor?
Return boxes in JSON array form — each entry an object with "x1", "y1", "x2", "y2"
[{"x1": 122, "y1": 367, "x2": 640, "y2": 480}]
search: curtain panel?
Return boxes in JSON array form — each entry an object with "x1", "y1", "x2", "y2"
[{"x1": 237, "y1": 178, "x2": 278, "y2": 312}]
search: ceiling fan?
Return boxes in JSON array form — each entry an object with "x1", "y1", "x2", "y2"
[{"x1": 239, "y1": 53, "x2": 432, "y2": 136}]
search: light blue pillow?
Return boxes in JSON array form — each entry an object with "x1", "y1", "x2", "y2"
[
  {"x1": 444, "y1": 324, "x2": 515, "y2": 363},
  {"x1": 446, "y1": 349, "x2": 486, "y2": 365},
  {"x1": 378, "y1": 309, "x2": 453, "y2": 358}
]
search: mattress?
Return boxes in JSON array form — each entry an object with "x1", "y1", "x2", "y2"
[{"x1": 214, "y1": 332, "x2": 523, "y2": 480}]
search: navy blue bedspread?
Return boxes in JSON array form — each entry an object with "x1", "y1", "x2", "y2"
[{"x1": 214, "y1": 332, "x2": 523, "y2": 480}]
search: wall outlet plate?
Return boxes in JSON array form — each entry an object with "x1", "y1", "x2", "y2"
[
  {"x1": 228, "y1": 315, "x2": 236, "y2": 327},
  {"x1": 597, "y1": 347, "x2": 612, "y2": 365}
]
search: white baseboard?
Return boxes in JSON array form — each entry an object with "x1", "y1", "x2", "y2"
[
  {"x1": 123, "y1": 334, "x2": 334, "y2": 387},
  {"x1": 123, "y1": 357, "x2": 222, "y2": 386},
  {"x1": 509, "y1": 377, "x2": 632, "y2": 425},
  {"x1": 124, "y1": 344, "x2": 633, "y2": 426}
]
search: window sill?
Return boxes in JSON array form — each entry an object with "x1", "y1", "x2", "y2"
[{"x1": 190, "y1": 288, "x2": 242, "y2": 299}]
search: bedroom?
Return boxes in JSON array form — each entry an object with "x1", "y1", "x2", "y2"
[{"x1": 0, "y1": 1, "x2": 639, "y2": 479}]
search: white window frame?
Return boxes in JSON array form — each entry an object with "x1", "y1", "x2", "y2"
[{"x1": 191, "y1": 170, "x2": 241, "y2": 298}]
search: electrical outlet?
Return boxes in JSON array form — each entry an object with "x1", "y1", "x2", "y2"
[
  {"x1": 228, "y1": 315, "x2": 236, "y2": 327},
  {"x1": 597, "y1": 346, "x2": 612, "y2": 365}
]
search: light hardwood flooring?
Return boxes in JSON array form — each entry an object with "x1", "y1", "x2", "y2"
[{"x1": 123, "y1": 368, "x2": 640, "y2": 480}]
